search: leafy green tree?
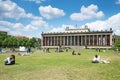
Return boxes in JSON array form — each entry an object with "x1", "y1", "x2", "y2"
[
  {"x1": 0, "y1": 32, "x2": 40, "y2": 48},
  {"x1": 2, "y1": 36, "x2": 12, "y2": 48},
  {"x1": 0, "y1": 32, "x2": 7, "y2": 46},
  {"x1": 2, "y1": 38, "x2": 8, "y2": 47},
  {"x1": 113, "y1": 36, "x2": 120, "y2": 50}
]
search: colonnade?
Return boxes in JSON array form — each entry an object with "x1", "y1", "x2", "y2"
[{"x1": 43, "y1": 34, "x2": 112, "y2": 46}]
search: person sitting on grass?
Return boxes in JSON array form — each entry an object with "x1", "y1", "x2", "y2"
[
  {"x1": 78, "y1": 52, "x2": 81, "y2": 55},
  {"x1": 72, "y1": 50, "x2": 76, "y2": 55},
  {"x1": 92, "y1": 55, "x2": 110, "y2": 64},
  {"x1": 92, "y1": 54, "x2": 101, "y2": 63},
  {"x1": 4, "y1": 54, "x2": 15, "y2": 65}
]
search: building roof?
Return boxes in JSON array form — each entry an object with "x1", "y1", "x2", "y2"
[
  {"x1": 65, "y1": 25, "x2": 89, "y2": 33},
  {"x1": 41, "y1": 26, "x2": 113, "y2": 35}
]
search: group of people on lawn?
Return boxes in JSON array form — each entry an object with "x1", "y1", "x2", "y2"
[
  {"x1": 4, "y1": 46, "x2": 32, "y2": 65},
  {"x1": 72, "y1": 50, "x2": 110, "y2": 64},
  {"x1": 4, "y1": 49, "x2": 110, "y2": 65}
]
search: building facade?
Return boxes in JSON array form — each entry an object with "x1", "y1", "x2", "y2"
[{"x1": 41, "y1": 26, "x2": 113, "y2": 48}]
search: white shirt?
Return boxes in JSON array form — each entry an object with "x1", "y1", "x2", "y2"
[
  {"x1": 5, "y1": 57, "x2": 11, "y2": 64},
  {"x1": 93, "y1": 56, "x2": 101, "y2": 62}
]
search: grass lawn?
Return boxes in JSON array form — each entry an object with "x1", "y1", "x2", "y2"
[{"x1": 0, "y1": 49, "x2": 120, "y2": 80}]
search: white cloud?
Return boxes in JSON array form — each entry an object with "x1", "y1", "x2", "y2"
[
  {"x1": 31, "y1": 18, "x2": 48, "y2": 27},
  {"x1": 0, "y1": 18, "x2": 48, "y2": 37},
  {"x1": 24, "y1": 18, "x2": 48, "y2": 31},
  {"x1": 0, "y1": 20, "x2": 24, "y2": 29},
  {"x1": 0, "y1": 0, "x2": 49, "y2": 35},
  {"x1": 83, "y1": 13, "x2": 120, "y2": 35},
  {"x1": 24, "y1": 24, "x2": 38, "y2": 30},
  {"x1": 0, "y1": 0, "x2": 43, "y2": 20},
  {"x1": 39, "y1": 5, "x2": 65, "y2": 19},
  {"x1": 9, "y1": 30, "x2": 23, "y2": 36},
  {"x1": 13, "y1": 23, "x2": 24, "y2": 28},
  {"x1": 70, "y1": 4, "x2": 104, "y2": 21},
  {"x1": 0, "y1": 0, "x2": 26, "y2": 19},
  {"x1": 0, "y1": 27, "x2": 10, "y2": 32},
  {"x1": 116, "y1": 0, "x2": 120, "y2": 4},
  {"x1": 0, "y1": 20, "x2": 24, "y2": 36},
  {"x1": 28, "y1": 0, "x2": 45, "y2": 3},
  {"x1": 50, "y1": 13, "x2": 120, "y2": 36}
]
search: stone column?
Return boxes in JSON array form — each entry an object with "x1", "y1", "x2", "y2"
[
  {"x1": 93, "y1": 35, "x2": 94, "y2": 46},
  {"x1": 103, "y1": 35, "x2": 105, "y2": 46},
  {"x1": 110, "y1": 34, "x2": 112, "y2": 46},
  {"x1": 50, "y1": 36, "x2": 52, "y2": 46},
  {"x1": 44, "y1": 37, "x2": 46, "y2": 46},
  {"x1": 89, "y1": 35, "x2": 90, "y2": 46},
  {"x1": 98, "y1": 35, "x2": 100, "y2": 46},
  {"x1": 85, "y1": 35, "x2": 87, "y2": 46},
  {"x1": 79, "y1": 36, "x2": 81, "y2": 46},
  {"x1": 62, "y1": 36, "x2": 64, "y2": 46},
  {"x1": 60, "y1": 36, "x2": 62, "y2": 46},
  {"x1": 78, "y1": 36, "x2": 79, "y2": 46},
  {"x1": 57, "y1": 36, "x2": 58, "y2": 46},
  {"x1": 68, "y1": 36, "x2": 70, "y2": 46},
  {"x1": 67, "y1": 36, "x2": 68, "y2": 46},
  {"x1": 43, "y1": 37, "x2": 45, "y2": 46},
  {"x1": 47, "y1": 37, "x2": 49, "y2": 46},
  {"x1": 46, "y1": 37, "x2": 48, "y2": 46},
  {"x1": 97, "y1": 35, "x2": 98, "y2": 46},
  {"x1": 61, "y1": 36, "x2": 63, "y2": 46},
  {"x1": 51, "y1": 36, "x2": 53, "y2": 46},
  {"x1": 70, "y1": 36, "x2": 72, "y2": 46},
  {"x1": 54, "y1": 36, "x2": 55, "y2": 46},
  {"x1": 64, "y1": 36, "x2": 65, "y2": 46},
  {"x1": 49, "y1": 37, "x2": 50, "y2": 46},
  {"x1": 105, "y1": 35, "x2": 107, "y2": 46},
  {"x1": 81, "y1": 36, "x2": 83, "y2": 46},
  {"x1": 58, "y1": 36, "x2": 60, "y2": 46},
  {"x1": 64, "y1": 36, "x2": 66, "y2": 46},
  {"x1": 74, "y1": 36, "x2": 75, "y2": 46},
  {"x1": 51, "y1": 36, "x2": 54, "y2": 46},
  {"x1": 101, "y1": 35, "x2": 103, "y2": 46}
]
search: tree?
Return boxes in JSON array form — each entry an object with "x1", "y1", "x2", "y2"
[
  {"x1": 0, "y1": 32, "x2": 40, "y2": 48},
  {"x1": 113, "y1": 36, "x2": 120, "y2": 50},
  {"x1": 2, "y1": 38, "x2": 8, "y2": 47},
  {"x1": 2, "y1": 36, "x2": 13, "y2": 48},
  {"x1": 0, "y1": 32, "x2": 7, "y2": 46}
]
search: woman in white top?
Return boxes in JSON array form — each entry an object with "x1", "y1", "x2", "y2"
[
  {"x1": 4, "y1": 55, "x2": 15, "y2": 65},
  {"x1": 92, "y1": 55, "x2": 101, "y2": 63}
]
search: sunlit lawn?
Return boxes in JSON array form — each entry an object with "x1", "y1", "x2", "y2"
[{"x1": 0, "y1": 49, "x2": 120, "y2": 80}]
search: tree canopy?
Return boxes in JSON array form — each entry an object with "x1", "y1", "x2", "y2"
[
  {"x1": 113, "y1": 36, "x2": 120, "y2": 50},
  {"x1": 0, "y1": 34, "x2": 40, "y2": 48}
]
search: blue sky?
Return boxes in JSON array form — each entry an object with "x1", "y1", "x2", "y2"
[{"x1": 0, "y1": 0, "x2": 120, "y2": 38}]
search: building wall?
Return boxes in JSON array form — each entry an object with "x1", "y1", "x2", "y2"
[{"x1": 41, "y1": 31, "x2": 113, "y2": 48}]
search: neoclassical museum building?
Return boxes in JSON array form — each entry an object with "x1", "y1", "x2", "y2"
[{"x1": 41, "y1": 26, "x2": 114, "y2": 49}]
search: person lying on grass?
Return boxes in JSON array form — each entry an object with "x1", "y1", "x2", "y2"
[{"x1": 92, "y1": 54, "x2": 110, "y2": 64}]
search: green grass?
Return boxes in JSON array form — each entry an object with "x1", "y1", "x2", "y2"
[{"x1": 0, "y1": 49, "x2": 120, "y2": 80}]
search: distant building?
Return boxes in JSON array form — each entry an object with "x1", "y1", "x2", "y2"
[
  {"x1": 15, "y1": 36, "x2": 29, "y2": 39},
  {"x1": 41, "y1": 26, "x2": 113, "y2": 49}
]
